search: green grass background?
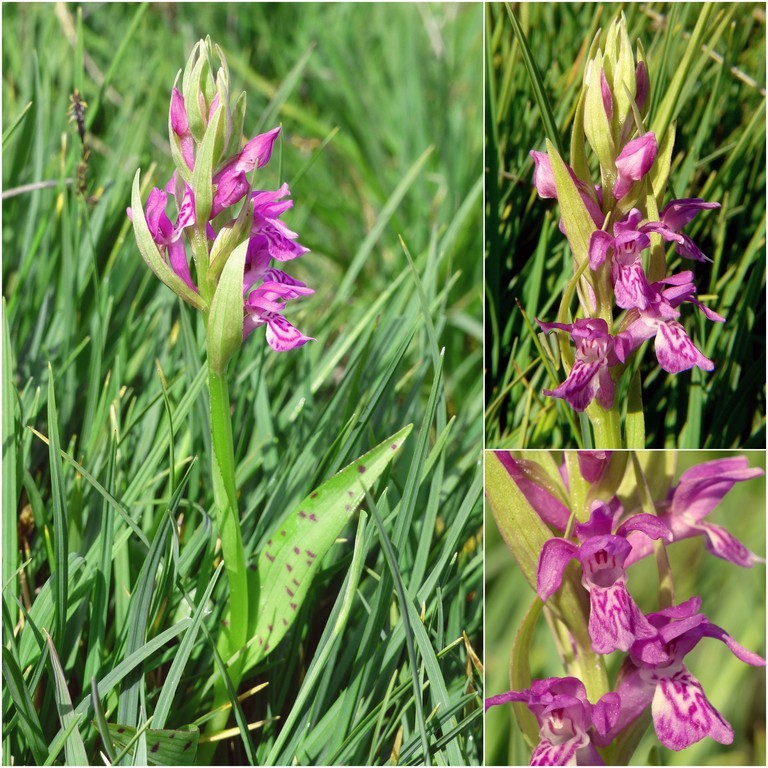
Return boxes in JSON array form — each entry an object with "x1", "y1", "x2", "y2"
[
  {"x1": 486, "y1": 2, "x2": 766, "y2": 449},
  {"x1": 486, "y1": 450, "x2": 766, "y2": 766},
  {"x1": 2, "y1": 4, "x2": 483, "y2": 765}
]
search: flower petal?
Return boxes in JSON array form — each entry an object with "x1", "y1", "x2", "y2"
[{"x1": 651, "y1": 670, "x2": 733, "y2": 751}]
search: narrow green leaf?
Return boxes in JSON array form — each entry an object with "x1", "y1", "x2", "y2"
[
  {"x1": 152, "y1": 562, "x2": 224, "y2": 728},
  {"x1": 206, "y1": 239, "x2": 247, "y2": 374},
  {"x1": 45, "y1": 631, "x2": 89, "y2": 766},
  {"x1": 546, "y1": 139, "x2": 593, "y2": 267},
  {"x1": 2, "y1": 101, "x2": 32, "y2": 146},
  {"x1": 238, "y1": 424, "x2": 413, "y2": 671},
  {"x1": 91, "y1": 678, "x2": 116, "y2": 765},
  {"x1": 129, "y1": 170, "x2": 206, "y2": 311},
  {"x1": 506, "y1": 4, "x2": 563, "y2": 157},
  {"x1": 47, "y1": 366, "x2": 68, "y2": 646},
  {"x1": 2, "y1": 649, "x2": 48, "y2": 764},
  {"x1": 2, "y1": 299, "x2": 19, "y2": 624}
]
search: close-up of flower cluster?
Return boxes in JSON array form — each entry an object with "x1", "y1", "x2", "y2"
[
  {"x1": 485, "y1": 451, "x2": 766, "y2": 766},
  {"x1": 531, "y1": 14, "x2": 721, "y2": 444},
  {"x1": 129, "y1": 36, "x2": 313, "y2": 355}
]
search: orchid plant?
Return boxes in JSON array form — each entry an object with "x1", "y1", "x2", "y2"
[
  {"x1": 128, "y1": 37, "x2": 412, "y2": 751},
  {"x1": 486, "y1": 450, "x2": 765, "y2": 766},
  {"x1": 129, "y1": 37, "x2": 313, "y2": 685},
  {"x1": 519, "y1": 12, "x2": 727, "y2": 448}
]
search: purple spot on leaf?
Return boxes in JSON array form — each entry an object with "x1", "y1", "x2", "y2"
[
  {"x1": 391, "y1": 443, "x2": 398, "y2": 450},
  {"x1": 280, "y1": 529, "x2": 286, "y2": 537},
  {"x1": 309, "y1": 513, "x2": 318, "y2": 522},
  {"x1": 293, "y1": 546, "x2": 301, "y2": 554},
  {"x1": 286, "y1": 586, "x2": 295, "y2": 597},
  {"x1": 299, "y1": 510, "x2": 307, "y2": 518},
  {"x1": 290, "y1": 602, "x2": 297, "y2": 610},
  {"x1": 266, "y1": 552, "x2": 275, "y2": 562},
  {"x1": 292, "y1": 577, "x2": 300, "y2": 586},
  {"x1": 282, "y1": 618, "x2": 288, "y2": 626},
  {"x1": 358, "y1": 464, "x2": 366, "y2": 473},
  {"x1": 151, "y1": 743, "x2": 160, "y2": 754},
  {"x1": 306, "y1": 549, "x2": 317, "y2": 558}
]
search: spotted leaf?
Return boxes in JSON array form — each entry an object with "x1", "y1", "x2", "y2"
[
  {"x1": 106, "y1": 723, "x2": 199, "y2": 766},
  {"x1": 239, "y1": 424, "x2": 413, "y2": 671}
]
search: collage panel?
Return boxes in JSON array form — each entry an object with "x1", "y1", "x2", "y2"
[
  {"x1": 482, "y1": 3, "x2": 766, "y2": 768},
  {"x1": 485, "y1": 450, "x2": 766, "y2": 766},
  {"x1": 2, "y1": 4, "x2": 483, "y2": 766},
  {"x1": 485, "y1": 3, "x2": 766, "y2": 449}
]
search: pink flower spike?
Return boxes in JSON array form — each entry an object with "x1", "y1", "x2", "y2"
[{"x1": 613, "y1": 132, "x2": 657, "y2": 199}]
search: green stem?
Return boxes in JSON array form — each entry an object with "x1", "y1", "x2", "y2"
[
  {"x1": 207, "y1": 362, "x2": 248, "y2": 670},
  {"x1": 587, "y1": 401, "x2": 623, "y2": 449}
]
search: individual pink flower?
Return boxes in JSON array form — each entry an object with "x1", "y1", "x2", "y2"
[
  {"x1": 486, "y1": 677, "x2": 621, "y2": 766},
  {"x1": 537, "y1": 499, "x2": 672, "y2": 654},
  {"x1": 641, "y1": 198, "x2": 721, "y2": 262},
  {"x1": 612, "y1": 597, "x2": 765, "y2": 751},
  {"x1": 538, "y1": 318, "x2": 619, "y2": 412}
]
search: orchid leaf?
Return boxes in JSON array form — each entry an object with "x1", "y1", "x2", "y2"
[
  {"x1": 106, "y1": 723, "x2": 199, "y2": 766},
  {"x1": 238, "y1": 424, "x2": 413, "y2": 673}
]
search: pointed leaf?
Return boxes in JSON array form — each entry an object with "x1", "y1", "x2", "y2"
[
  {"x1": 46, "y1": 632, "x2": 88, "y2": 766},
  {"x1": 546, "y1": 139, "x2": 594, "y2": 267},
  {"x1": 239, "y1": 424, "x2": 413, "y2": 672},
  {"x1": 130, "y1": 170, "x2": 206, "y2": 311},
  {"x1": 207, "y1": 239, "x2": 247, "y2": 374}
]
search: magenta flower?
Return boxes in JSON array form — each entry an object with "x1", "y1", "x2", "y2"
[
  {"x1": 613, "y1": 597, "x2": 765, "y2": 751},
  {"x1": 613, "y1": 132, "x2": 657, "y2": 200},
  {"x1": 615, "y1": 272, "x2": 722, "y2": 374},
  {"x1": 486, "y1": 677, "x2": 620, "y2": 766},
  {"x1": 211, "y1": 127, "x2": 282, "y2": 219},
  {"x1": 625, "y1": 457, "x2": 765, "y2": 568},
  {"x1": 641, "y1": 198, "x2": 721, "y2": 263},
  {"x1": 538, "y1": 318, "x2": 619, "y2": 412},
  {"x1": 170, "y1": 88, "x2": 195, "y2": 170},
  {"x1": 589, "y1": 209, "x2": 655, "y2": 310},
  {"x1": 537, "y1": 499, "x2": 672, "y2": 654}
]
